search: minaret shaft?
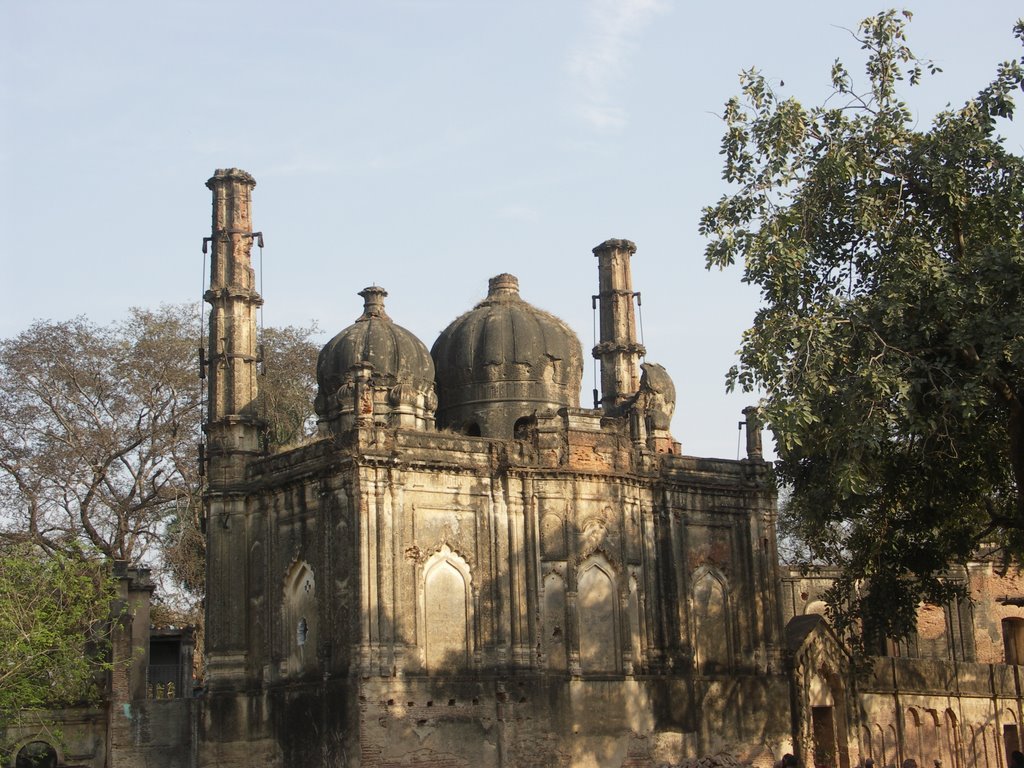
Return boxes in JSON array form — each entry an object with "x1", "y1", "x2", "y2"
[
  {"x1": 593, "y1": 238, "x2": 645, "y2": 412},
  {"x1": 204, "y1": 168, "x2": 263, "y2": 486},
  {"x1": 202, "y1": 169, "x2": 264, "y2": 687}
]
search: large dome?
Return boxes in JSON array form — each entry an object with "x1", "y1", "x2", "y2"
[
  {"x1": 315, "y1": 286, "x2": 436, "y2": 432},
  {"x1": 431, "y1": 274, "x2": 583, "y2": 438}
]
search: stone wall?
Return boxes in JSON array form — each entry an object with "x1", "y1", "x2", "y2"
[
  {"x1": 199, "y1": 674, "x2": 792, "y2": 768},
  {"x1": 1, "y1": 709, "x2": 106, "y2": 768},
  {"x1": 859, "y1": 658, "x2": 1024, "y2": 768},
  {"x1": 782, "y1": 564, "x2": 1024, "y2": 768},
  {"x1": 109, "y1": 700, "x2": 196, "y2": 768},
  {"x1": 197, "y1": 415, "x2": 788, "y2": 766}
]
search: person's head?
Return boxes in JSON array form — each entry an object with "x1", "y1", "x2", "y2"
[
  {"x1": 865, "y1": 759, "x2": 874, "y2": 768},
  {"x1": 902, "y1": 759, "x2": 918, "y2": 768},
  {"x1": 784, "y1": 755, "x2": 798, "y2": 768}
]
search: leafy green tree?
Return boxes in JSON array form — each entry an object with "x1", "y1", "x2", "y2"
[
  {"x1": 701, "y1": 11, "x2": 1024, "y2": 645},
  {"x1": 0, "y1": 543, "x2": 118, "y2": 715}
]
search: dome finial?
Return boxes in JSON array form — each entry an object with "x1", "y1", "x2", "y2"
[
  {"x1": 358, "y1": 285, "x2": 390, "y2": 321},
  {"x1": 487, "y1": 274, "x2": 519, "y2": 298}
]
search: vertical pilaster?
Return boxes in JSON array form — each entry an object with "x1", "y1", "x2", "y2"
[
  {"x1": 492, "y1": 471, "x2": 512, "y2": 671},
  {"x1": 592, "y1": 239, "x2": 645, "y2": 413},
  {"x1": 376, "y1": 467, "x2": 392, "y2": 676},
  {"x1": 566, "y1": 478, "x2": 582, "y2": 676},
  {"x1": 508, "y1": 475, "x2": 530, "y2": 667},
  {"x1": 522, "y1": 474, "x2": 540, "y2": 670},
  {"x1": 364, "y1": 468, "x2": 380, "y2": 674}
]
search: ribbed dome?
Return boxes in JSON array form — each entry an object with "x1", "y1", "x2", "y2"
[
  {"x1": 431, "y1": 274, "x2": 583, "y2": 437},
  {"x1": 316, "y1": 287, "x2": 436, "y2": 431},
  {"x1": 318, "y1": 286, "x2": 434, "y2": 395}
]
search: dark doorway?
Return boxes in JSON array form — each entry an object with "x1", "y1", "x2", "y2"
[
  {"x1": 16, "y1": 741, "x2": 57, "y2": 768},
  {"x1": 1003, "y1": 724, "x2": 1019, "y2": 767},
  {"x1": 813, "y1": 706, "x2": 838, "y2": 768}
]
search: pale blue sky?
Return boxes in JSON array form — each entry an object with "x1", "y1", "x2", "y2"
[{"x1": 2, "y1": 1, "x2": 1021, "y2": 459}]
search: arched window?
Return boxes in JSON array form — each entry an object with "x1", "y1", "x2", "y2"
[
  {"x1": 876, "y1": 723, "x2": 888, "y2": 767},
  {"x1": 16, "y1": 742, "x2": 57, "y2": 768},
  {"x1": 1002, "y1": 618, "x2": 1024, "y2": 664},
  {"x1": 691, "y1": 568, "x2": 730, "y2": 674},
  {"x1": 1003, "y1": 709, "x2": 1020, "y2": 768},
  {"x1": 945, "y1": 709, "x2": 962, "y2": 768},
  {"x1": 862, "y1": 725, "x2": 873, "y2": 764},
  {"x1": 905, "y1": 707, "x2": 923, "y2": 767},
  {"x1": 421, "y1": 545, "x2": 472, "y2": 673},
  {"x1": 577, "y1": 557, "x2": 619, "y2": 674},
  {"x1": 283, "y1": 560, "x2": 317, "y2": 676},
  {"x1": 513, "y1": 415, "x2": 536, "y2": 440}
]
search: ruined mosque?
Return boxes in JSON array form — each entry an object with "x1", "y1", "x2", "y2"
[{"x1": 6, "y1": 168, "x2": 1024, "y2": 768}]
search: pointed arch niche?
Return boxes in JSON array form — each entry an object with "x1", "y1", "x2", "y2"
[
  {"x1": 577, "y1": 555, "x2": 620, "y2": 674},
  {"x1": 420, "y1": 545, "x2": 473, "y2": 673},
  {"x1": 691, "y1": 566, "x2": 731, "y2": 674},
  {"x1": 283, "y1": 560, "x2": 317, "y2": 676}
]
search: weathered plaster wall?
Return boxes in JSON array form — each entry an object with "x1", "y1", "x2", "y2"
[
  {"x1": 110, "y1": 700, "x2": 195, "y2": 768},
  {"x1": 967, "y1": 562, "x2": 1024, "y2": 665},
  {"x1": 197, "y1": 416, "x2": 788, "y2": 767},
  {"x1": 1, "y1": 709, "x2": 107, "y2": 768},
  {"x1": 858, "y1": 658, "x2": 1024, "y2": 768}
]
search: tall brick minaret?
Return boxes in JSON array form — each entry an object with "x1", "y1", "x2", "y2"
[
  {"x1": 203, "y1": 168, "x2": 263, "y2": 686},
  {"x1": 205, "y1": 168, "x2": 263, "y2": 481},
  {"x1": 593, "y1": 238, "x2": 645, "y2": 413}
]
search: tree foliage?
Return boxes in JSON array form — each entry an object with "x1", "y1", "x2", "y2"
[
  {"x1": 160, "y1": 320, "x2": 320, "y2": 606},
  {"x1": 258, "y1": 323, "x2": 320, "y2": 449},
  {"x1": 701, "y1": 11, "x2": 1024, "y2": 644},
  {"x1": 0, "y1": 307, "x2": 320, "y2": 605},
  {"x1": 0, "y1": 306, "x2": 201, "y2": 566},
  {"x1": 0, "y1": 305, "x2": 321, "y2": 698},
  {"x1": 0, "y1": 543, "x2": 119, "y2": 715}
]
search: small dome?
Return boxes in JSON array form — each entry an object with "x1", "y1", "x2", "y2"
[
  {"x1": 316, "y1": 286, "x2": 435, "y2": 431},
  {"x1": 431, "y1": 274, "x2": 583, "y2": 437}
]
